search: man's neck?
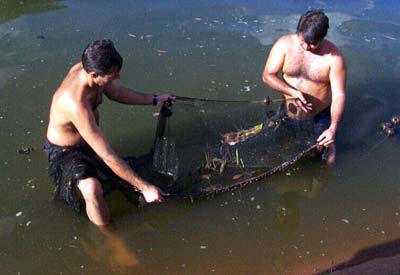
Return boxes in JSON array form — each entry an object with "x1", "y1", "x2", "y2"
[{"x1": 79, "y1": 69, "x2": 97, "y2": 89}]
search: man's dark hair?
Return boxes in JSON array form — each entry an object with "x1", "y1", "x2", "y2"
[
  {"x1": 296, "y1": 10, "x2": 329, "y2": 45},
  {"x1": 81, "y1": 39, "x2": 123, "y2": 75}
]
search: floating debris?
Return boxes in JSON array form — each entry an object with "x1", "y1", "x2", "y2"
[
  {"x1": 380, "y1": 115, "x2": 400, "y2": 136},
  {"x1": 392, "y1": 115, "x2": 400, "y2": 125},
  {"x1": 382, "y1": 34, "x2": 397, "y2": 41},
  {"x1": 15, "y1": 212, "x2": 23, "y2": 217},
  {"x1": 200, "y1": 245, "x2": 207, "y2": 249},
  {"x1": 341, "y1": 218, "x2": 350, "y2": 224},
  {"x1": 129, "y1": 33, "x2": 154, "y2": 40},
  {"x1": 18, "y1": 147, "x2": 34, "y2": 155},
  {"x1": 232, "y1": 174, "x2": 243, "y2": 180}
]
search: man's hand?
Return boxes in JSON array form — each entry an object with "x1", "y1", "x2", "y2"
[
  {"x1": 317, "y1": 127, "x2": 336, "y2": 147},
  {"x1": 157, "y1": 94, "x2": 176, "y2": 107},
  {"x1": 141, "y1": 184, "x2": 169, "y2": 203},
  {"x1": 293, "y1": 90, "x2": 313, "y2": 113}
]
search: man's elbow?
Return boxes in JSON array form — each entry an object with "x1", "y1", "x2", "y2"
[{"x1": 262, "y1": 72, "x2": 273, "y2": 85}]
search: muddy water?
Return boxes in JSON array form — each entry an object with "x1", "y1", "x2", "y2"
[{"x1": 1, "y1": 0, "x2": 400, "y2": 274}]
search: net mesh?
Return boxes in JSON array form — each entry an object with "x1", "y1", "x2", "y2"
[{"x1": 135, "y1": 98, "x2": 320, "y2": 199}]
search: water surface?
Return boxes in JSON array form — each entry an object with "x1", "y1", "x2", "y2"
[{"x1": 1, "y1": 0, "x2": 400, "y2": 274}]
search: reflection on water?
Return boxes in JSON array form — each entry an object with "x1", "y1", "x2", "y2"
[
  {"x1": 1, "y1": 0, "x2": 400, "y2": 274},
  {"x1": 0, "y1": 0, "x2": 65, "y2": 23},
  {"x1": 79, "y1": 225, "x2": 139, "y2": 271},
  {"x1": 270, "y1": 162, "x2": 332, "y2": 239}
]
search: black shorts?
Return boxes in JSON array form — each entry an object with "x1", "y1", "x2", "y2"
[
  {"x1": 44, "y1": 140, "x2": 123, "y2": 212},
  {"x1": 313, "y1": 107, "x2": 331, "y2": 136}
]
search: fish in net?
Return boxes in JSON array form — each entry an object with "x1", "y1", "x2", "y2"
[{"x1": 130, "y1": 97, "x2": 321, "y2": 200}]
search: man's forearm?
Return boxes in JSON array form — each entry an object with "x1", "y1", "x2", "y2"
[
  {"x1": 113, "y1": 86, "x2": 155, "y2": 105},
  {"x1": 263, "y1": 73, "x2": 298, "y2": 97},
  {"x1": 329, "y1": 92, "x2": 346, "y2": 132},
  {"x1": 101, "y1": 153, "x2": 149, "y2": 192}
]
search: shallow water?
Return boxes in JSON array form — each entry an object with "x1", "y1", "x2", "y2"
[{"x1": 1, "y1": 0, "x2": 400, "y2": 274}]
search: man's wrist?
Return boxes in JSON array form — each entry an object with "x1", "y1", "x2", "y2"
[
  {"x1": 289, "y1": 89, "x2": 301, "y2": 99},
  {"x1": 329, "y1": 124, "x2": 338, "y2": 133}
]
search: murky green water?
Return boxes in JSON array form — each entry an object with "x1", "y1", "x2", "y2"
[{"x1": 1, "y1": 1, "x2": 400, "y2": 274}]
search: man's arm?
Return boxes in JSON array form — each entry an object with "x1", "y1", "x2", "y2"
[
  {"x1": 317, "y1": 53, "x2": 347, "y2": 147},
  {"x1": 69, "y1": 100, "x2": 164, "y2": 202},
  {"x1": 262, "y1": 36, "x2": 311, "y2": 112},
  {"x1": 104, "y1": 83, "x2": 174, "y2": 107}
]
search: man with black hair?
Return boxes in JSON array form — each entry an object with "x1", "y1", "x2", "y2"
[
  {"x1": 262, "y1": 10, "x2": 346, "y2": 164},
  {"x1": 45, "y1": 39, "x2": 174, "y2": 225}
]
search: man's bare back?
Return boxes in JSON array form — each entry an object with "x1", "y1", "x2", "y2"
[{"x1": 47, "y1": 63, "x2": 102, "y2": 146}]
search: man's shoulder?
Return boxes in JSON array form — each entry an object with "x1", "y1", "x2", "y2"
[
  {"x1": 53, "y1": 82, "x2": 88, "y2": 114},
  {"x1": 55, "y1": 68, "x2": 89, "y2": 107},
  {"x1": 322, "y1": 39, "x2": 344, "y2": 58},
  {"x1": 272, "y1": 34, "x2": 296, "y2": 52},
  {"x1": 52, "y1": 88, "x2": 76, "y2": 114},
  {"x1": 275, "y1": 34, "x2": 295, "y2": 45}
]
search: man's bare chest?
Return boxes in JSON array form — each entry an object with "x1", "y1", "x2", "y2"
[{"x1": 283, "y1": 51, "x2": 330, "y2": 83}]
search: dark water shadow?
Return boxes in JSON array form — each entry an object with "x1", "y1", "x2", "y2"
[
  {"x1": 319, "y1": 238, "x2": 400, "y2": 274},
  {"x1": 337, "y1": 79, "x2": 400, "y2": 153},
  {"x1": 315, "y1": 79, "x2": 400, "y2": 274}
]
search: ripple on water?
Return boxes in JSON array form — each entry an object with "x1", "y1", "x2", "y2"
[
  {"x1": 252, "y1": 12, "x2": 354, "y2": 46},
  {"x1": 252, "y1": 12, "x2": 400, "y2": 50},
  {"x1": 337, "y1": 19, "x2": 400, "y2": 49}
]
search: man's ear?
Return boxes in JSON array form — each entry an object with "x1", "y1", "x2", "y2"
[{"x1": 89, "y1": 72, "x2": 99, "y2": 80}]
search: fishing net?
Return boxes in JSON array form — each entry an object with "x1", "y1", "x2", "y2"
[{"x1": 129, "y1": 97, "x2": 321, "y2": 200}]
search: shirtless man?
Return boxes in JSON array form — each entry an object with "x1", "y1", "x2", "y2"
[
  {"x1": 262, "y1": 10, "x2": 346, "y2": 164},
  {"x1": 45, "y1": 39, "x2": 174, "y2": 225}
]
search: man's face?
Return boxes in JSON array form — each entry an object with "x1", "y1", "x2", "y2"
[
  {"x1": 298, "y1": 33, "x2": 321, "y2": 52},
  {"x1": 92, "y1": 66, "x2": 121, "y2": 86}
]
